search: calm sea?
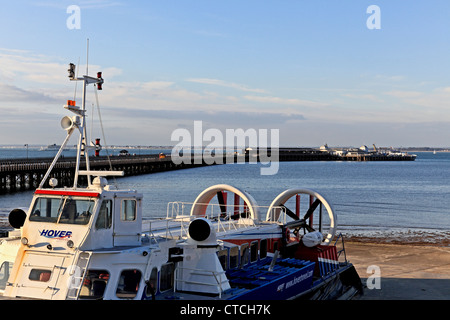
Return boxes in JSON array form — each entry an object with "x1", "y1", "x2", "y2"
[{"x1": 1, "y1": 148, "x2": 449, "y2": 242}]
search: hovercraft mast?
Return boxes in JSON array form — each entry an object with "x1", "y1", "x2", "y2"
[{"x1": 39, "y1": 60, "x2": 122, "y2": 190}]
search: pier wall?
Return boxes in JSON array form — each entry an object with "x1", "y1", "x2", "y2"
[
  {"x1": 0, "y1": 155, "x2": 210, "y2": 193},
  {"x1": 0, "y1": 149, "x2": 415, "y2": 193}
]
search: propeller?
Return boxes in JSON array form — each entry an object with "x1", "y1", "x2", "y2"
[
  {"x1": 280, "y1": 204, "x2": 299, "y2": 221},
  {"x1": 304, "y1": 199, "x2": 321, "y2": 221},
  {"x1": 216, "y1": 191, "x2": 249, "y2": 219},
  {"x1": 282, "y1": 198, "x2": 322, "y2": 235},
  {"x1": 266, "y1": 188, "x2": 336, "y2": 246}
]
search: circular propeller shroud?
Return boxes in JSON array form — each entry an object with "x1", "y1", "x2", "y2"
[
  {"x1": 190, "y1": 184, "x2": 260, "y2": 220},
  {"x1": 266, "y1": 189, "x2": 337, "y2": 245},
  {"x1": 189, "y1": 185, "x2": 336, "y2": 246}
]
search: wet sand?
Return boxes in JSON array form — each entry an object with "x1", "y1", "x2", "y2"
[{"x1": 344, "y1": 241, "x2": 450, "y2": 300}]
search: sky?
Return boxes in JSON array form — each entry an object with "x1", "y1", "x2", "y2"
[{"x1": 1, "y1": 0, "x2": 450, "y2": 147}]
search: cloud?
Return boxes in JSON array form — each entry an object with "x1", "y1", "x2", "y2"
[
  {"x1": 0, "y1": 49, "x2": 122, "y2": 86},
  {"x1": 374, "y1": 74, "x2": 406, "y2": 82},
  {"x1": 186, "y1": 78, "x2": 267, "y2": 93},
  {"x1": 0, "y1": 49, "x2": 66, "y2": 84},
  {"x1": 100, "y1": 80, "x2": 309, "y2": 125},
  {"x1": 106, "y1": 107, "x2": 305, "y2": 127},
  {"x1": 243, "y1": 95, "x2": 329, "y2": 108},
  {"x1": 100, "y1": 81, "x2": 206, "y2": 110},
  {"x1": 7, "y1": 48, "x2": 440, "y2": 146},
  {"x1": 0, "y1": 83, "x2": 58, "y2": 103},
  {"x1": 341, "y1": 93, "x2": 384, "y2": 103},
  {"x1": 140, "y1": 81, "x2": 175, "y2": 90},
  {"x1": 0, "y1": 49, "x2": 307, "y2": 127},
  {"x1": 383, "y1": 87, "x2": 450, "y2": 112},
  {"x1": 384, "y1": 90, "x2": 423, "y2": 99}
]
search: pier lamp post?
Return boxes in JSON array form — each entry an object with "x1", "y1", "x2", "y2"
[{"x1": 24, "y1": 144, "x2": 28, "y2": 160}]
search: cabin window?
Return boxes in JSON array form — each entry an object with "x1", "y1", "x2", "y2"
[
  {"x1": 240, "y1": 243, "x2": 249, "y2": 267},
  {"x1": 260, "y1": 239, "x2": 268, "y2": 259},
  {"x1": 145, "y1": 267, "x2": 158, "y2": 298},
  {"x1": 79, "y1": 270, "x2": 110, "y2": 300},
  {"x1": 29, "y1": 197, "x2": 62, "y2": 223},
  {"x1": 59, "y1": 198, "x2": 94, "y2": 225},
  {"x1": 116, "y1": 269, "x2": 142, "y2": 299},
  {"x1": 29, "y1": 269, "x2": 51, "y2": 282},
  {"x1": 160, "y1": 263, "x2": 174, "y2": 292},
  {"x1": 250, "y1": 241, "x2": 258, "y2": 262},
  {"x1": 229, "y1": 247, "x2": 239, "y2": 269},
  {"x1": 95, "y1": 200, "x2": 112, "y2": 229},
  {"x1": 218, "y1": 249, "x2": 228, "y2": 270},
  {"x1": 121, "y1": 200, "x2": 136, "y2": 221},
  {"x1": 29, "y1": 196, "x2": 94, "y2": 225},
  {"x1": 0, "y1": 262, "x2": 12, "y2": 290}
]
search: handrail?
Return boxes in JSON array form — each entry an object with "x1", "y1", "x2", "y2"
[
  {"x1": 166, "y1": 201, "x2": 287, "y2": 223},
  {"x1": 141, "y1": 216, "x2": 193, "y2": 241},
  {"x1": 140, "y1": 202, "x2": 290, "y2": 243},
  {"x1": 334, "y1": 233, "x2": 347, "y2": 264}
]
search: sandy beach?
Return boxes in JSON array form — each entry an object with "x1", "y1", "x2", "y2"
[{"x1": 344, "y1": 241, "x2": 450, "y2": 300}]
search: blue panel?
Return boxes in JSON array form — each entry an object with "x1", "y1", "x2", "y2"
[{"x1": 226, "y1": 258, "x2": 316, "y2": 300}]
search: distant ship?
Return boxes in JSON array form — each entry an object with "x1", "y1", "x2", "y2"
[{"x1": 40, "y1": 144, "x2": 69, "y2": 151}]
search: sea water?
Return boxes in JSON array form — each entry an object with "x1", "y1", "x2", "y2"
[{"x1": 1, "y1": 150, "x2": 449, "y2": 242}]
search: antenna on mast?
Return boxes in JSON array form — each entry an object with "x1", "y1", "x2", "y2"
[
  {"x1": 86, "y1": 38, "x2": 89, "y2": 75},
  {"x1": 73, "y1": 57, "x2": 80, "y2": 101}
]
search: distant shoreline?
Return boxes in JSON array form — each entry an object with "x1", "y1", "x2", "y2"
[
  {"x1": 1, "y1": 145, "x2": 450, "y2": 152},
  {"x1": 409, "y1": 150, "x2": 450, "y2": 152},
  {"x1": 341, "y1": 228, "x2": 450, "y2": 247}
]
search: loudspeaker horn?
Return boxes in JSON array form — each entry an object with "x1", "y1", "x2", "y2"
[{"x1": 61, "y1": 116, "x2": 80, "y2": 131}]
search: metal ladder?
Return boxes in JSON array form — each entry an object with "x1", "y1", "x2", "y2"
[
  {"x1": 65, "y1": 252, "x2": 91, "y2": 300},
  {"x1": 334, "y1": 233, "x2": 347, "y2": 264}
]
